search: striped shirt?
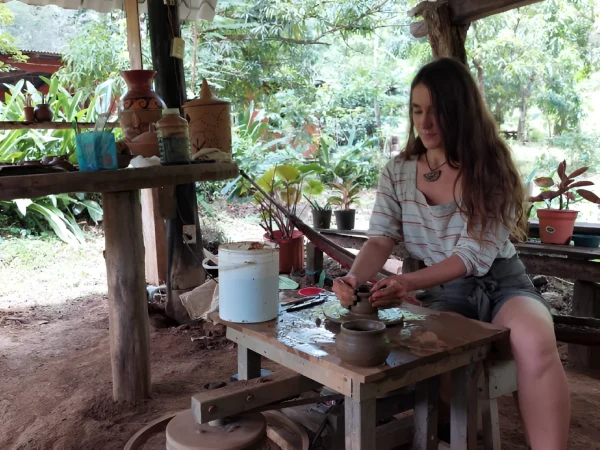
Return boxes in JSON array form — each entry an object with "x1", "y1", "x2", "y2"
[{"x1": 367, "y1": 156, "x2": 516, "y2": 277}]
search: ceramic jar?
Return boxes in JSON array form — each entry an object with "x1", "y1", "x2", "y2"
[
  {"x1": 336, "y1": 320, "x2": 390, "y2": 367},
  {"x1": 23, "y1": 106, "x2": 35, "y2": 122},
  {"x1": 119, "y1": 70, "x2": 166, "y2": 141},
  {"x1": 34, "y1": 104, "x2": 53, "y2": 122},
  {"x1": 182, "y1": 78, "x2": 232, "y2": 155}
]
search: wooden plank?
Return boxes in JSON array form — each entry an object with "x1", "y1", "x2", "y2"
[
  {"x1": 516, "y1": 242, "x2": 600, "y2": 261},
  {"x1": 484, "y1": 359, "x2": 517, "y2": 399},
  {"x1": 125, "y1": 0, "x2": 143, "y2": 70},
  {"x1": 306, "y1": 242, "x2": 324, "y2": 284},
  {"x1": 238, "y1": 345, "x2": 262, "y2": 380},
  {"x1": 450, "y1": 364, "x2": 478, "y2": 450},
  {"x1": 0, "y1": 121, "x2": 115, "y2": 130},
  {"x1": 345, "y1": 395, "x2": 377, "y2": 450},
  {"x1": 413, "y1": 376, "x2": 439, "y2": 450},
  {"x1": 376, "y1": 416, "x2": 413, "y2": 450},
  {"x1": 569, "y1": 281, "x2": 600, "y2": 368},
  {"x1": 449, "y1": 0, "x2": 544, "y2": 25},
  {"x1": 141, "y1": 188, "x2": 167, "y2": 286},
  {"x1": 481, "y1": 398, "x2": 501, "y2": 450},
  {"x1": 191, "y1": 369, "x2": 320, "y2": 424},
  {"x1": 519, "y1": 254, "x2": 600, "y2": 282},
  {"x1": 0, "y1": 163, "x2": 239, "y2": 201},
  {"x1": 103, "y1": 190, "x2": 150, "y2": 401}
]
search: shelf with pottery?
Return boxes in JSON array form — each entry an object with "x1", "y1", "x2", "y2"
[{"x1": 0, "y1": 121, "x2": 120, "y2": 131}]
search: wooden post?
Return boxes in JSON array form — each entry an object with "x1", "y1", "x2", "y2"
[
  {"x1": 126, "y1": 0, "x2": 168, "y2": 286},
  {"x1": 125, "y1": 0, "x2": 143, "y2": 70},
  {"x1": 568, "y1": 280, "x2": 600, "y2": 369},
  {"x1": 408, "y1": 1, "x2": 470, "y2": 66},
  {"x1": 450, "y1": 364, "x2": 478, "y2": 450},
  {"x1": 237, "y1": 346, "x2": 262, "y2": 380},
  {"x1": 344, "y1": 396, "x2": 376, "y2": 450},
  {"x1": 103, "y1": 190, "x2": 151, "y2": 401},
  {"x1": 147, "y1": 0, "x2": 204, "y2": 321},
  {"x1": 306, "y1": 242, "x2": 324, "y2": 284}
]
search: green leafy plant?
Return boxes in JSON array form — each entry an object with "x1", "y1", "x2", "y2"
[
  {"x1": 328, "y1": 177, "x2": 361, "y2": 211},
  {"x1": 302, "y1": 179, "x2": 329, "y2": 211},
  {"x1": 529, "y1": 160, "x2": 600, "y2": 210}
]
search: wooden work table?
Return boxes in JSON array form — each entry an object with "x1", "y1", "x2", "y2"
[
  {"x1": 315, "y1": 228, "x2": 600, "y2": 369},
  {"x1": 0, "y1": 162, "x2": 239, "y2": 401},
  {"x1": 212, "y1": 302, "x2": 509, "y2": 449}
]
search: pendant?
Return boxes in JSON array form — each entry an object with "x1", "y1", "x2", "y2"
[{"x1": 424, "y1": 170, "x2": 441, "y2": 182}]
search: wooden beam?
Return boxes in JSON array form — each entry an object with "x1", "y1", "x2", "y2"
[
  {"x1": 141, "y1": 188, "x2": 167, "y2": 286},
  {"x1": 125, "y1": 0, "x2": 143, "y2": 70},
  {"x1": 569, "y1": 281, "x2": 600, "y2": 367},
  {"x1": 449, "y1": 0, "x2": 544, "y2": 25},
  {"x1": 0, "y1": 121, "x2": 116, "y2": 130}
]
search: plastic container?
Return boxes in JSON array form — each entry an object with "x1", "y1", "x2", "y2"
[
  {"x1": 218, "y1": 242, "x2": 280, "y2": 323},
  {"x1": 156, "y1": 108, "x2": 191, "y2": 164},
  {"x1": 75, "y1": 132, "x2": 118, "y2": 171},
  {"x1": 572, "y1": 234, "x2": 600, "y2": 248}
]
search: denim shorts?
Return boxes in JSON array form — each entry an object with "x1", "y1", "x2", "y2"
[{"x1": 415, "y1": 255, "x2": 550, "y2": 323}]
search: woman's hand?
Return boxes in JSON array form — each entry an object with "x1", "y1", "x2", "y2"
[
  {"x1": 370, "y1": 275, "x2": 411, "y2": 308},
  {"x1": 332, "y1": 275, "x2": 358, "y2": 309}
]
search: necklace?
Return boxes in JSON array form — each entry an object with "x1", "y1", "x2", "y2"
[{"x1": 423, "y1": 153, "x2": 447, "y2": 182}]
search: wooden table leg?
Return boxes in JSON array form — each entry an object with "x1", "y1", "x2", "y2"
[
  {"x1": 450, "y1": 364, "x2": 478, "y2": 450},
  {"x1": 568, "y1": 280, "x2": 600, "y2": 369},
  {"x1": 238, "y1": 346, "x2": 261, "y2": 380},
  {"x1": 345, "y1": 396, "x2": 376, "y2": 450},
  {"x1": 413, "y1": 376, "x2": 439, "y2": 450},
  {"x1": 102, "y1": 190, "x2": 151, "y2": 402}
]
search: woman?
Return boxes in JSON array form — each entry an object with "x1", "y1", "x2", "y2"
[{"x1": 332, "y1": 58, "x2": 569, "y2": 450}]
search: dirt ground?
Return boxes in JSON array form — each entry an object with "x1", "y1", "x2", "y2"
[{"x1": 1, "y1": 294, "x2": 600, "y2": 450}]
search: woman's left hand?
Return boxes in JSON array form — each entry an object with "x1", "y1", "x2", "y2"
[{"x1": 369, "y1": 275, "x2": 411, "y2": 308}]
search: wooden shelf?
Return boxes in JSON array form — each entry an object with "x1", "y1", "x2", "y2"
[
  {"x1": 0, "y1": 121, "x2": 120, "y2": 131},
  {"x1": 0, "y1": 162, "x2": 239, "y2": 201}
]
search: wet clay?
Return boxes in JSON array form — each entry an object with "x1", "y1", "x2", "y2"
[
  {"x1": 165, "y1": 410, "x2": 267, "y2": 450},
  {"x1": 323, "y1": 301, "x2": 404, "y2": 326},
  {"x1": 335, "y1": 320, "x2": 391, "y2": 367},
  {"x1": 349, "y1": 284, "x2": 377, "y2": 316}
]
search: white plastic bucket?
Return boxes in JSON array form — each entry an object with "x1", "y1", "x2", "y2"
[{"x1": 218, "y1": 241, "x2": 280, "y2": 323}]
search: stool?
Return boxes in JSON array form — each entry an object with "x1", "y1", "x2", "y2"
[{"x1": 478, "y1": 356, "x2": 527, "y2": 449}]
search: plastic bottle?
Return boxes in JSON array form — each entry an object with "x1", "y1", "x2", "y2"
[{"x1": 156, "y1": 108, "x2": 191, "y2": 164}]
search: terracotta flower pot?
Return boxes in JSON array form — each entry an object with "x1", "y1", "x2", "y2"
[
  {"x1": 336, "y1": 320, "x2": 390, "y2": 367},
  {"x1": 120, "y1": 70, "x2": 166, "y2": 140},
  {"x1": 264, "y1": 230, "x2": 304, "y2": 273},
  {"x1": 23, "y1": 106, "x2": 35, "y2": 122},
  {"x1": 537, "y1": 209, "x2": 578, "y2": 245}
]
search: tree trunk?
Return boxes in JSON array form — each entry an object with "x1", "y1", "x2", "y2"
[
  {"x1": 494, "y1": 102, "x2": 504, "y2": 126},
  {"x1": 473, "y1": 58, "x2": 485, "y2": 102},
  {"x1": 422, "y1": 3, "x2": 470, "y2": 66},
  {"x1": 517, "y1": 85, "x2": 528, "y2": 144},
  {"x1": 374, "y1": 99, "x2": 383, "y2": 150}
]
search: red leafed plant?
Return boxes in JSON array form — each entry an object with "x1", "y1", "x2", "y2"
[{"x1": 529, "y1": 160, "x2": 600, "y2": 210}]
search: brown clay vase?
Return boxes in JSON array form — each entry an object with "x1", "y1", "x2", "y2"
[
  {"x1": 336, "y1": 320, "x2": 390, "y2": 367},
  {"x1": 119, "y1": 70, "x2": 166, "y2": 140},
  {"x1": 182, "y1": 78, "x2": 232, "y2": 155},
  {"x1": 34, "y1": 104, "x2": 53, "y2": 122},
  {"x1": 350, "y1": 284, "x2": 377, "y2": 316}
]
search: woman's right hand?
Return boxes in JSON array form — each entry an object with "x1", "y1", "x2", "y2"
[{"x1": 332, "y1": 275, "x2": 358, "y2": 308}]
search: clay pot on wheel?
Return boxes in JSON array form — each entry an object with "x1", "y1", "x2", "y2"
[
  {"x1": 350, "y1": 284, "x2": 376, "y2": 316},
  {"x1": 336, "y1": 320, "x2": 390, "y2": 367}
]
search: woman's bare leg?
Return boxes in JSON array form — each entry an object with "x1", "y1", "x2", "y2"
[{"x1": 493, "y1": 296, "x2": 570, "y2": 450}]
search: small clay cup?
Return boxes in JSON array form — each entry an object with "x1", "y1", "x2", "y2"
[
  {"x1": 23, "y1": 106, "x2": 35, "y2": 122},
  {"x1": 336, "y1": 320, "x2": 390, "y2": 367},
  {"x1": 350, "y1": 284, "x2": 377, "y2": 316}
]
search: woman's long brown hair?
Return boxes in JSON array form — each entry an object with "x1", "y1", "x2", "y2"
[{"x1": 404, "y1": 57, "x2": 525, "y2": 241}]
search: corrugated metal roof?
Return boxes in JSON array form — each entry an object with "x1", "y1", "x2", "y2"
[{"x1": 0, "y1": 0, "x2": 217, "y2": 21}]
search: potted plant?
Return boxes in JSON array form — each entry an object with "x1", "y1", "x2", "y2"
[
  {"x1": 329, "y1": 177, "x2": 361, "y2": 231},
  {"x1": 252, "y1": 164, "x2": 316, "y2": 273},
  {"x1": 303, "y1": 180, "x2": 331, "y2": 229},
  {"x1": 529, "y1": 160, "x2": 600, "y2": 244}
]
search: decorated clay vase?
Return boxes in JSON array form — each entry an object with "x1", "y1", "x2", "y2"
[
  {"x1": 336, "y1": 320, "x2": 390, "y2": 367},
  {"x1": 182, "y1": 78, "x2": 232, "y2": 155},
  {"x1": 120, "y1": 70, "x2": 166, "y2": 140}
]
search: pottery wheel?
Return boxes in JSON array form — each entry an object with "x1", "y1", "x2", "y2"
[
  {"x1": 323, "y1": 301, "x2": 404, "y2": 326},
  {"x1": 166, "y1": 410, "x2": 267, "y2": 450}
]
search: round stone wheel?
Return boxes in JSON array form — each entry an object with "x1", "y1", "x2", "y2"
[{"x1": 166, "y1": 410, "x2": 267, "y2": 450}]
